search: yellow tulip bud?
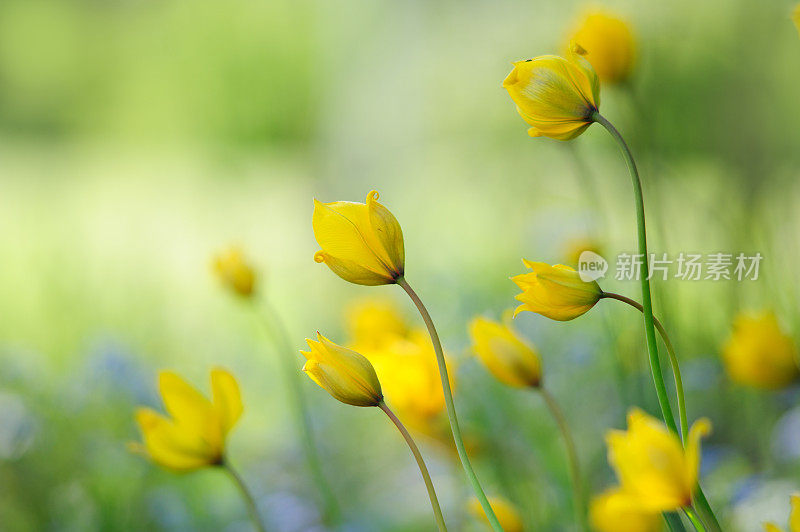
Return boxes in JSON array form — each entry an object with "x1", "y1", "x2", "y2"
[
  {"x1": 606, "y1": 408, "x2": 711, "y2": 512},
  {"x1": 511, "y1": 260, "x2": 602, "y2": 321},
  {"x1": 722, "y1": 311, "x2": 798, "y2": 390},
  {"x1": 468, "y1": 496, "x2": 524, "y2": 532},
  {"x1": 568, "y1": 10, "x2": 635, "y2": 84},
  {"x1": 313, "y1": 190, "x2": 405, "y2": 286},
  {"x1": 134, "y1": 368, "x2": 243, "y2": 471},
  {"x1": 212, "y1": 246, "x2": 256, "y2": 297},
  {"x1": 764, "y1": 493, "x2": 800, "y2": 532},
  {"x1": 589, "y1": 488, "x2": 660, "y2": 532},
  {"x1": 301, "y1": 332, "x2": 383, "y2": 407},
  {"x1": 345, "y1": 297, "x2": 408, "y2": 349},
  {"x1": 562, "y1": 237, "x2": 603, "y2": 268},
  {"x1": 468, "y1": 316, "x2": 542, "y2": 388},
  {"x1": 502, "y1": 47, "x2": 600, "y2": 140}
]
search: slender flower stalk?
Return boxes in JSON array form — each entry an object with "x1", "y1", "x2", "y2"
[
  {"x1": 254, "y1": 301, "x2": 341, "y2": 525},
  {"x1": 396, "y1": 277, "x2": 503, "y2": 532},
  {"x1": 601, "y1": 291, "x2": 688, "y2": 441},
  {"x1": 379, "y1": 402, "x2": 448, "y2": 532},
  {"x1": 592, "y1": 112, "x2": 721, "y2": 532},
  {"x1": 223, "y1": 459, "x2": 268, "y2": 532},
  {"x1": 539, "y1": 388, "x2": 586, "y2": 531},
  {"x1": 684, "y1": 507, "x2": 706, "y2": 532}
]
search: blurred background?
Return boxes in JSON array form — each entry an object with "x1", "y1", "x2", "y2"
[{"x1": 1, "y1": 0, "x2": 800, "y2": 530}]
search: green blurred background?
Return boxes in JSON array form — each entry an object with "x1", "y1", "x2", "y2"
[{"x1": 1, "y1": 0, "x2": 800, "y2": 530}]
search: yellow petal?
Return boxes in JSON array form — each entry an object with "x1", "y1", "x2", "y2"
[
  {"x1": 135, "y1": 408, "x2": 218, "y2": 470},
  {"x1": 567, "y1": 10, "x2": 636, "y2": 84},
  {"x1": 511, "y1": 260, "x2": 601, "y2": 321},
  {"x1": 589, "y1": 488, "x2": 661, "y2": 532},
  {"x1": 764, "y1": 524, "x2": 785, "y2": 532},
  {"x1": 211, "y1": 367, "x2": 243, "y2": 436},
  {"x1": 789, "y1": 493, "x2": 800, "y2": 531},
  {"x1": 467, "y1": 496, "x2": 524, "y2": 532},
  {"x1": 158, "y1": 371, "x2": 222, "y2": 451},
  {"x1": 684, "y1": 417, "x2": 712, "y2": 489},
  {"x1": 469, "y1": 316, "x2": 541, "y2": 388},
  {"x1": 793, "y1": 3, "x2": 800, "y2": 36}
]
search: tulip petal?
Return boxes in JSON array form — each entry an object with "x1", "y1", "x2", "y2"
[
  {"x1": 135, "y1": 408, "x2": 217, "y2": 470},
  {"x1": 314, "y1": 251, "x2": 395, "y2": 286},
  {"x1": 158, "y1": 371, "x2": 221, "y2": 450},
  {"x1": 367, "y1": 191, "x2": 405, "y2": 276},
  {"x1": 211, "y1": 367, "x2": 243, "y2": 435}
]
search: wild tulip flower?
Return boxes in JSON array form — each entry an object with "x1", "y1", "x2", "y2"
[
  {"x1": 213, "y1": 246, "x2": 256, "y2": 297},
  {"x1": 606, "y1": 408, "x2": 711, "y2": 512},
  {"x1": 468, "y1": 316, "x2": 542, "y2": 388},
  {"x1": 511, "y1": 260, "x2": 602, "y2": 321},
  {"x1": 722, "y1": 311, "x2": 798, "y2": 390},
  {"x1": 345, "y1": 297, "x2": 408, "y2": 349},
  {"x1": 764, "y1": 493, "x2": 800, "y2": 532},
  {"x1": 502, "y1": 45, "x2": 600, "y2": 140},
  {"x1": 589, "y1": 488, "x2": 660, "y2": 532},
  {"x1": 134, "y1": 368, "x2": 242, "y2": 471},
  {"x1": 302, "y1": 332, "x2": 447, "y2": 531},
  {"x1": 567, "y1": 10, "x2": 635, "y2": 84},
  {"x1": 312, "y1": 190, "x2": 404, "y2": 286},
  {"x1": 468, "y1": 496, "x2": 524, "y2": 532},
  {"x1": 302, "y1": 332, "x2": 383, "y2": 407}
]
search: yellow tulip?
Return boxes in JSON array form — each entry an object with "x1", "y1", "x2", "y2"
[
  {"x1": 764, "y1": 493, "x2": 800, "y2": 532},
  {"x1": 345, "y1": 297, "x2": 408, "y2": 349},
  {"x1": 468, "y1": 316, "x2": 542, "y2": 388},
  {"x1": 589, "y1": 488, "x2": 660, "y2": 532},
  {"x1": 313, "y1": 190, "x2": 404, "y2": 286},
  {"x1": 511, "y1": 260, "x2": 602, "y2": 321},
  {"x1": 722, "y1": 311, "x2": 798, "y2": 390},
  {"x1": 793, "y1": 3, "x2": 800, "y2": 36},
  {"x1": 212, "y1": 246, "x2": 256, "y2": 297},
  {"x1": 562, "y1": 237, "x2": 603, "y2": 268},
  {"x1": 468, "y1": 495, "x2": 524, "y2": 532},
  {"x1": 301, "y1": 332, "x2": 383, "y2": 407},
  {"x1": 567, "y1": 10, "x2": 635, "y2": 84},
  {"x1": 134, "y1": 368, "x2": 243, "y2": 471},
  {"x1": 606, "y1": 408, "x2": 711, "y2": 512},
  {"x1": 362, "y1": 329, "x2": 451, "y2": 429},
  {"x1": 502, "y1": 46, "x2": 600, "y2": 140}
]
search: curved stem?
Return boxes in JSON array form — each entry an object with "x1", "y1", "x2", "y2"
[
  {"x1": 601, "y1": 292, "x2": 688, "y2": 441},
  {"x1": 379, "y1": 402, "x2": 448, "y2": 531},
  {"x1": 223, "y1": 459, "x2": 267, "y2": 532},
  {"x1": 684, "y1": 506, "x2": 707, "y2": 532},
  {"x1": 539, "y1": 388, "x2": 586, "y2": 531},
  {"x1": 593, "y1": 112, "x2": 676, "y2": 434},
  {"x1": 593, "y1": 113, "x2": 721, "y2": 532},
  {"x1": 254, "y1": 300, "x2": 341, "y2": 525},
  {"x1": 396, "y1": 277, "x2": 503, "y2": 532}
]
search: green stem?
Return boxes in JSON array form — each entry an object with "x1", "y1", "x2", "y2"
[
  {"x1": 593, "y1": 112, "x2": 676, "y2": 435},
  {"x1": 600, "y1": 292, "x2": 688, "y2": 441},
  {"x1": 684, "y1": 506, "x2": 707, "y2": 532},
  {"x1": 539, "y1": 388, "x2": 586, "y2": 531},
  {"x1": 254, "y1": 300, "x2": 341, "y2": 525},
  {"x1": 223, "y1": 459, "x2": 268, "y2": 532},
  {"x1": 396, "y1": 276, "x2": 503, "y2": 532},
  {"x1": 379, "y1": 402, "x2": 448, "y2": 531},
  {"x1": 593, "y1": 113, "x2": 722, "y2": 532},
  {"x1": 664, "y1": 512, "x2": 688, "y2": 532}
]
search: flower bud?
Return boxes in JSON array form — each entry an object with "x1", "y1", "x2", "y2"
[
  {"x1": 511, "y1": 260, "x2": 602, "y2": 321},
  {"x1": 301, "y1": 333, "x2": 383, "y2": 407},
  {"x1": 722, "y1": 311, "x2": 798, "y2": 389},
  {"x1": 568, "y1": 10, "x2": 635, "y2": 84},
  {"x1": 468, "y1": 316, "x2": 542, "y2": 388},
  {"x1": 502, "y1": 47, "x2": 600, "y2": 140},
  {"x1": 313, "y1": 190, "x2": 404, "y2": 286},
  {"x1": 212, "y1": 246, "x2": 256, "y2": 297}
]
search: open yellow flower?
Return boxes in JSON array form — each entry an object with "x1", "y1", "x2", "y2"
[
  {"x1": 345, "y1": 297, "x2": 408, "y2": 349},
  {"x1": 212, "y1": 246, "x2": 256, "y2": 297},
  {"x1": 134, "y1": 368, "x2": 243, "y2": 471},
  {"x1": 764, "y1": 493, "x2": 800, "y2": 532},
  {"x1": 589, "y1": 488, "x2": 660, "y2": 532},
  {"x1": 606, "y1": 408, "x2": 711, "y2": 512},
  {"x1": 469, "y1": 316, "x2": 542, "y2": 388},
  {"x1": 503, "y1": 46, "x2": 600, "y2": 140},
  {"x1": 302, "y1": 333, "x2": 383, "y2": 407},
  {"x1": 468, "y1": 495, "x2": 524, "y2": 532},
  {"x1": 313, "y1": 190, "x2": 404, "y2": 286},
  {"x1": 567, "y1": 10, "x2": 635, "y2": 84},
  {"x1": 722, "y1": 311, "x2": 798, "y2": 390},
  {"x1": 511, "y1": 260, "x2": 602, "y2": 321}
]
